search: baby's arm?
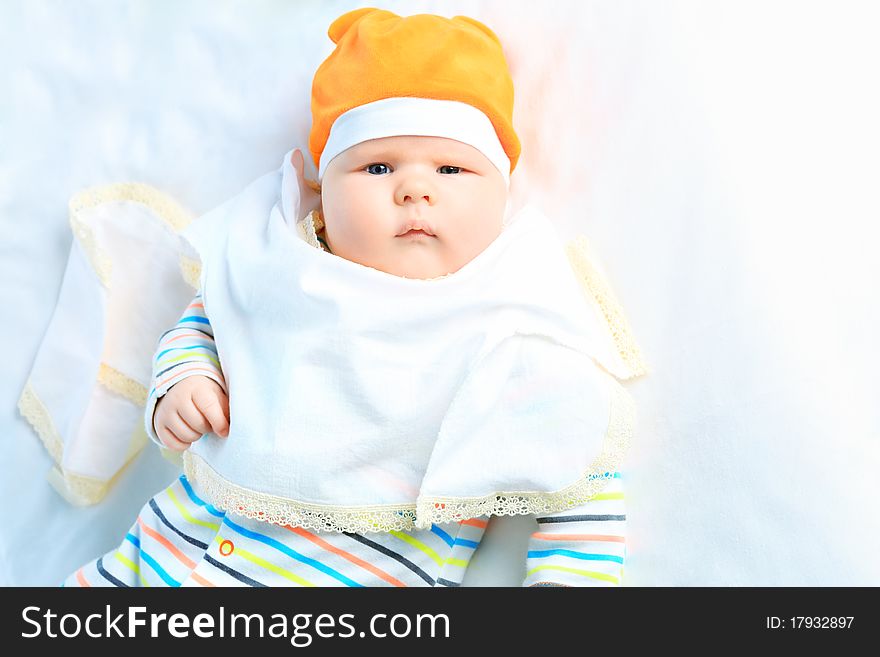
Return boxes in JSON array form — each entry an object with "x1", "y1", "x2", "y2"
[
  {"x1": 522, "y1": 472, "x2": 627, "y2": 587},
  {"x1": 143, "y1": 291, "x2": 229, "y2": 449}
]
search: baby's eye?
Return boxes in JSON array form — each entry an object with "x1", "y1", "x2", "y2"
[
  {"x1": 365, "y1": 163, "x2": 391, "y2": 175},
  {"x1": 438, "y1": 165, "x2": 462, "y2": 174}
]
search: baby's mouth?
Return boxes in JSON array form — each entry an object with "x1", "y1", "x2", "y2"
[
  {"x1": 398, "y1": 229, "x2": 436, "y2": 238},
  {"x1": 397, "y1": 218, "x2": 436, "y2": 237}
]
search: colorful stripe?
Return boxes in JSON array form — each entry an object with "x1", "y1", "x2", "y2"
[
  {"x1": 523, "y1": 472, "x2": 627, "y2": 587},
  {"x1": 144, "y1": 292, "x2": 226, "y2": 446},
  {"x1": 211, "y1": 534, "x2": 315, "y2": 587},
  {"x1": 124, "y1": 532, "x2": 181, "y2": 587},
  {"x1": 344, "y1": 532, "x2": 435, "y2": 586},
  {"x1": 285, "y1": 525, "x2": 408, "y2": 587},
  {"x1": 527, "y1": 549, "x2": 625, "y2": 563},
  {"x1": 525, "y1": 564, "x2": 620, "y2": 585},
  {"x1": 221, "y1": 516, "x2": 362, "y2": 587}
]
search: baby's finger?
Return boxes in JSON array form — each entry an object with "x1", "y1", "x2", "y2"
[
  {"x1": 158, "y1": 425, "x2": 190, "y2": 452},
  {"x1": 167, "y1": 410, "x2": 204, "y2": 443},
  {"x1": 193, "y1": 388, "x2": 230, "y2": 438},
  {"x1": 176, "y1": 400, "x2": 213, "y2": 437}
]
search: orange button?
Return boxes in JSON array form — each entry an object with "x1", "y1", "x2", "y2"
[{"x1": 219, "y1": 539, "x2": 234, "y2": 556}]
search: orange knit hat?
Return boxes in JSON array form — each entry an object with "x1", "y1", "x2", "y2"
[{"x1": 309, "y1": 8, "x2": 520, "y2": 179}]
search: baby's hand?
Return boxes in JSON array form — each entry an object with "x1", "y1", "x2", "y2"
[{"x1": 152, "y1": 376, "x2": 230, "y2": 452}]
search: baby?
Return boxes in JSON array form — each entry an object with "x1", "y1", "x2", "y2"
[
  {"x1": 65, "y1": 8, "x2": 637, "y2": 588},
  {"x1": 151, "y1": 129, "x2": 510, "y2": 452}
]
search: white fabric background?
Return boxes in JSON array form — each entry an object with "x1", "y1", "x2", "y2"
[{"x1": 2, "y1": 0, "x2": 878, "y2": 586}]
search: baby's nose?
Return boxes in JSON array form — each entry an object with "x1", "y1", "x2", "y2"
[{"x1": 395, "y1": 178, "x2": 434, "y2": 205}]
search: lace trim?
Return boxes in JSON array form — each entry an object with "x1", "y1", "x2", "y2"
[
  {"x1": 46, "y1": 420, "x2": 147, "y2": 506},
  {"x1": 564, "y1": 236, "x2": 649, "y2": 379},
  {"x1": 305, "y1": 178, "x2": 322, "y2": 195},
  {"x1": 69, "y1": 181, "x2": 192, "y2": 231},
  {"x1": 182, "y1": 377, "x2": 634, "y2": 533},
  {"x1": 46, "y1": 465, "x2": 110, "y2": 507},
  {"x1": 17, "y1": 379, "x2": 148, "y2": 505},
  {"x1": 179, "y1": 254, "x2": 201, "y2": 291},
  {"x1": 413, "y1": 379, "x2": 635, "y2": 528},
  {"x1": 18, "y1": 379, "x2": 63, "y2": 464},
  {"x1": 183, "y1": 450, "x2": 419, "y2": 533},
  {"x1": 300, "y1": 210, "x2": 325, "y2": 250},
  {"x1": 68, "y1": 182, "x2": 194, "y2": 287},
  {"x1": 528, "y1": 582, "x2": 572, "y2": 587},
  {"x1": 97, "y1": 363, "x2": 147, "y2": 406}
]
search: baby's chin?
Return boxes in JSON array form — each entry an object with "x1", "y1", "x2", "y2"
[
  {"x1": 383, "y1": 232, "x2": 504, "y2": 280},
  {"x1": 375, "y1": 260, "x2": 457, "y2": 281},
  {"x1": 358, "y1": 249, "x2": 461, "y2": 281},
  {"x1": 329, "y1": 230, "x2": 500, "y2": 280}
]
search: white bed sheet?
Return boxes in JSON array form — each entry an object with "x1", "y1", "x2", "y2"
[{"x1": 2, "y1": 0, "x2": 879, "y2": 586}]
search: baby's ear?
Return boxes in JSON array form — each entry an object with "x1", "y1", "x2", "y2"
[
  {"x1": 290, "y1": 148, "x2": 305, "y2": 176},
  {"x1": 290, "y1": 148, "x2": 322, "y2": 220}
]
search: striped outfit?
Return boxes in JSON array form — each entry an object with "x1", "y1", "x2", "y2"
[{"x1": 64, "y1": 293, "x2": 628, "y2": 587}]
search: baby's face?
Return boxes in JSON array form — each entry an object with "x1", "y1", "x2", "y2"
[{"x1": 320, "y1": 136, "x2": 508, "y2": 279}]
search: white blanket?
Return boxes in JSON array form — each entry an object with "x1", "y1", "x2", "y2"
[{"x1": 2, "y1": 0, "x2": 879, "y2": 586}]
